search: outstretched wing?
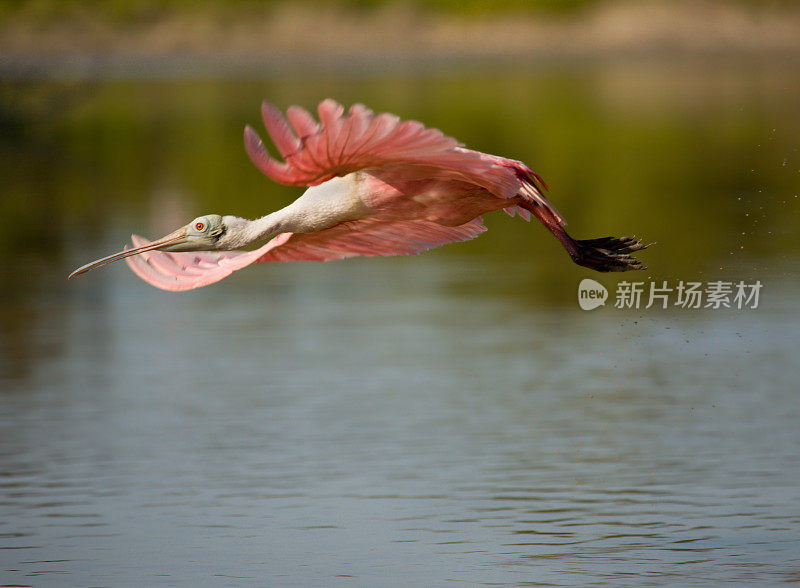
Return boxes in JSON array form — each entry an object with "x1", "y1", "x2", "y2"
[
  {"x1": 124, "y1": 217, "x2": 487, "y2": 292},
  {"x1": 245, "y1": 99, "x2": 554, "y2": 205}
]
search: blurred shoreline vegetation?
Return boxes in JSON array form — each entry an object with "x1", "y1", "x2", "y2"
[
  {"x1": 0, "y1": 0, "x2": 605, "y2": 21},
  {"x1": 1, "y1": 0, "x2": 797, "y2": 20},
  {"x1": 2, "y1": 0, "x2": 800, "y2": 74}
]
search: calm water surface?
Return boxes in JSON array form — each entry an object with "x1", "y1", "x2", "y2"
[{"x1": 1, "y1": 64, "x2": 799, "y2": 585}]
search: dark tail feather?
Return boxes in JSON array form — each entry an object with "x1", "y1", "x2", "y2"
[{"x1": 570, "y1": 236, "x2": 649, "y2": 272}]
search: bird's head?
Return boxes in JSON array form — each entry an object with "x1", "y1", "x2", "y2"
[{"x1": 69, "y1": 214, "x2": 234, "y2": 279}]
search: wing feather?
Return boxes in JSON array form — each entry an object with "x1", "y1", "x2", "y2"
[
  {"x1": 257, "y1": 217, "x2": 487, "y2": 264},
  {"x1": 245, "y1": 99, "x2": 512, "y2": 193},
  {"x1": 244, "y1": 99, "x2": 564, "y2": 223},
  {"x1": 123, "y1": 217, "x2": 486, "y2": 292},
  {"x1": 286, "y1": 105, "x2": 320, "y2": 138},
  {"x1": 260, "y1": 101, "x2": 300, "y2": 159}
]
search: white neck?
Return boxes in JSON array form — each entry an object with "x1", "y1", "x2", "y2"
[
  {"x1": 217, "y1": 211, "x2": 285, "y2": 250},
  {"x1": 221, "y1": 175, "x2": 367, "y2": 250},
  {"x1": 243, "y1": 211, "x2": 288, "y2": 244}
]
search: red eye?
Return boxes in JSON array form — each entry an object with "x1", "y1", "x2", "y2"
[{"x1": 195, "y1": 222, "x2": 205, "y2": 231}]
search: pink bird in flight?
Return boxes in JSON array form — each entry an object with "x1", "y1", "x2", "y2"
[{"x1": 69, "y1": 99, "x2": 647, "y2": 291}]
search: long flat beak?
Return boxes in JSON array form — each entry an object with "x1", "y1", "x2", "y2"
[{"x1": 68, "y1": 228, "x2": 187, "y2": 279}]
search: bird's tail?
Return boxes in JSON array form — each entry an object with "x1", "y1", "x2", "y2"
[
  {"x1": 514, "y1": 167, "x2": 566, "y2": 226},
  {"x1": 479, "y1": 156, "x2": 564, "y2": 225}
]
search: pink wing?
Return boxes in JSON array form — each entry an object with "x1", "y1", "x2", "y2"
[
  {"x1": 124, "y1": 217, "x2": 487, "y2": 292},
  {"x1": 245, "y1": 99, "x2": 561, "y2": 222}
]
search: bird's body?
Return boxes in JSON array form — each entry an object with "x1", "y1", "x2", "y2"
[{"x1": 70, "y1": 99, "x2": 647, "y2": 290}]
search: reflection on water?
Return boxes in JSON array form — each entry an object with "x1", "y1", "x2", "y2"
[{"x1": 1, "y1": 64, "x2": 799, "y2": 585}]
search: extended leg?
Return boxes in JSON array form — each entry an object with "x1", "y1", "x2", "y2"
[{"x1": 521, "y1": 202, "x2": 648, "y2": 272}]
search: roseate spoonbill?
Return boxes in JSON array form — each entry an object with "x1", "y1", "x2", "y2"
[{"x1": 69, "y1": 99, "x2": 647, "y2": 291}]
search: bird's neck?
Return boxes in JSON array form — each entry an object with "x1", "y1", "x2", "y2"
[
  {"x1": 224, "y1": 197, "x2": 338, "y2": 249},
  {"x1": 227, "y1": 176, "x2": 366, "y2": 249},
  {"x1": 225, "y1": 211, "x2": 290, "y2": 249}
]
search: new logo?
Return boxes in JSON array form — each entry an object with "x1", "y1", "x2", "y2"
[{"x1": 578, "y1": 278, "x2": 608, "y2": 310}]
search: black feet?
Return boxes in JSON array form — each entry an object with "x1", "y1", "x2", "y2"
[{"x1": 570, "y1": 236, "x2": 649, "y2": 272}]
